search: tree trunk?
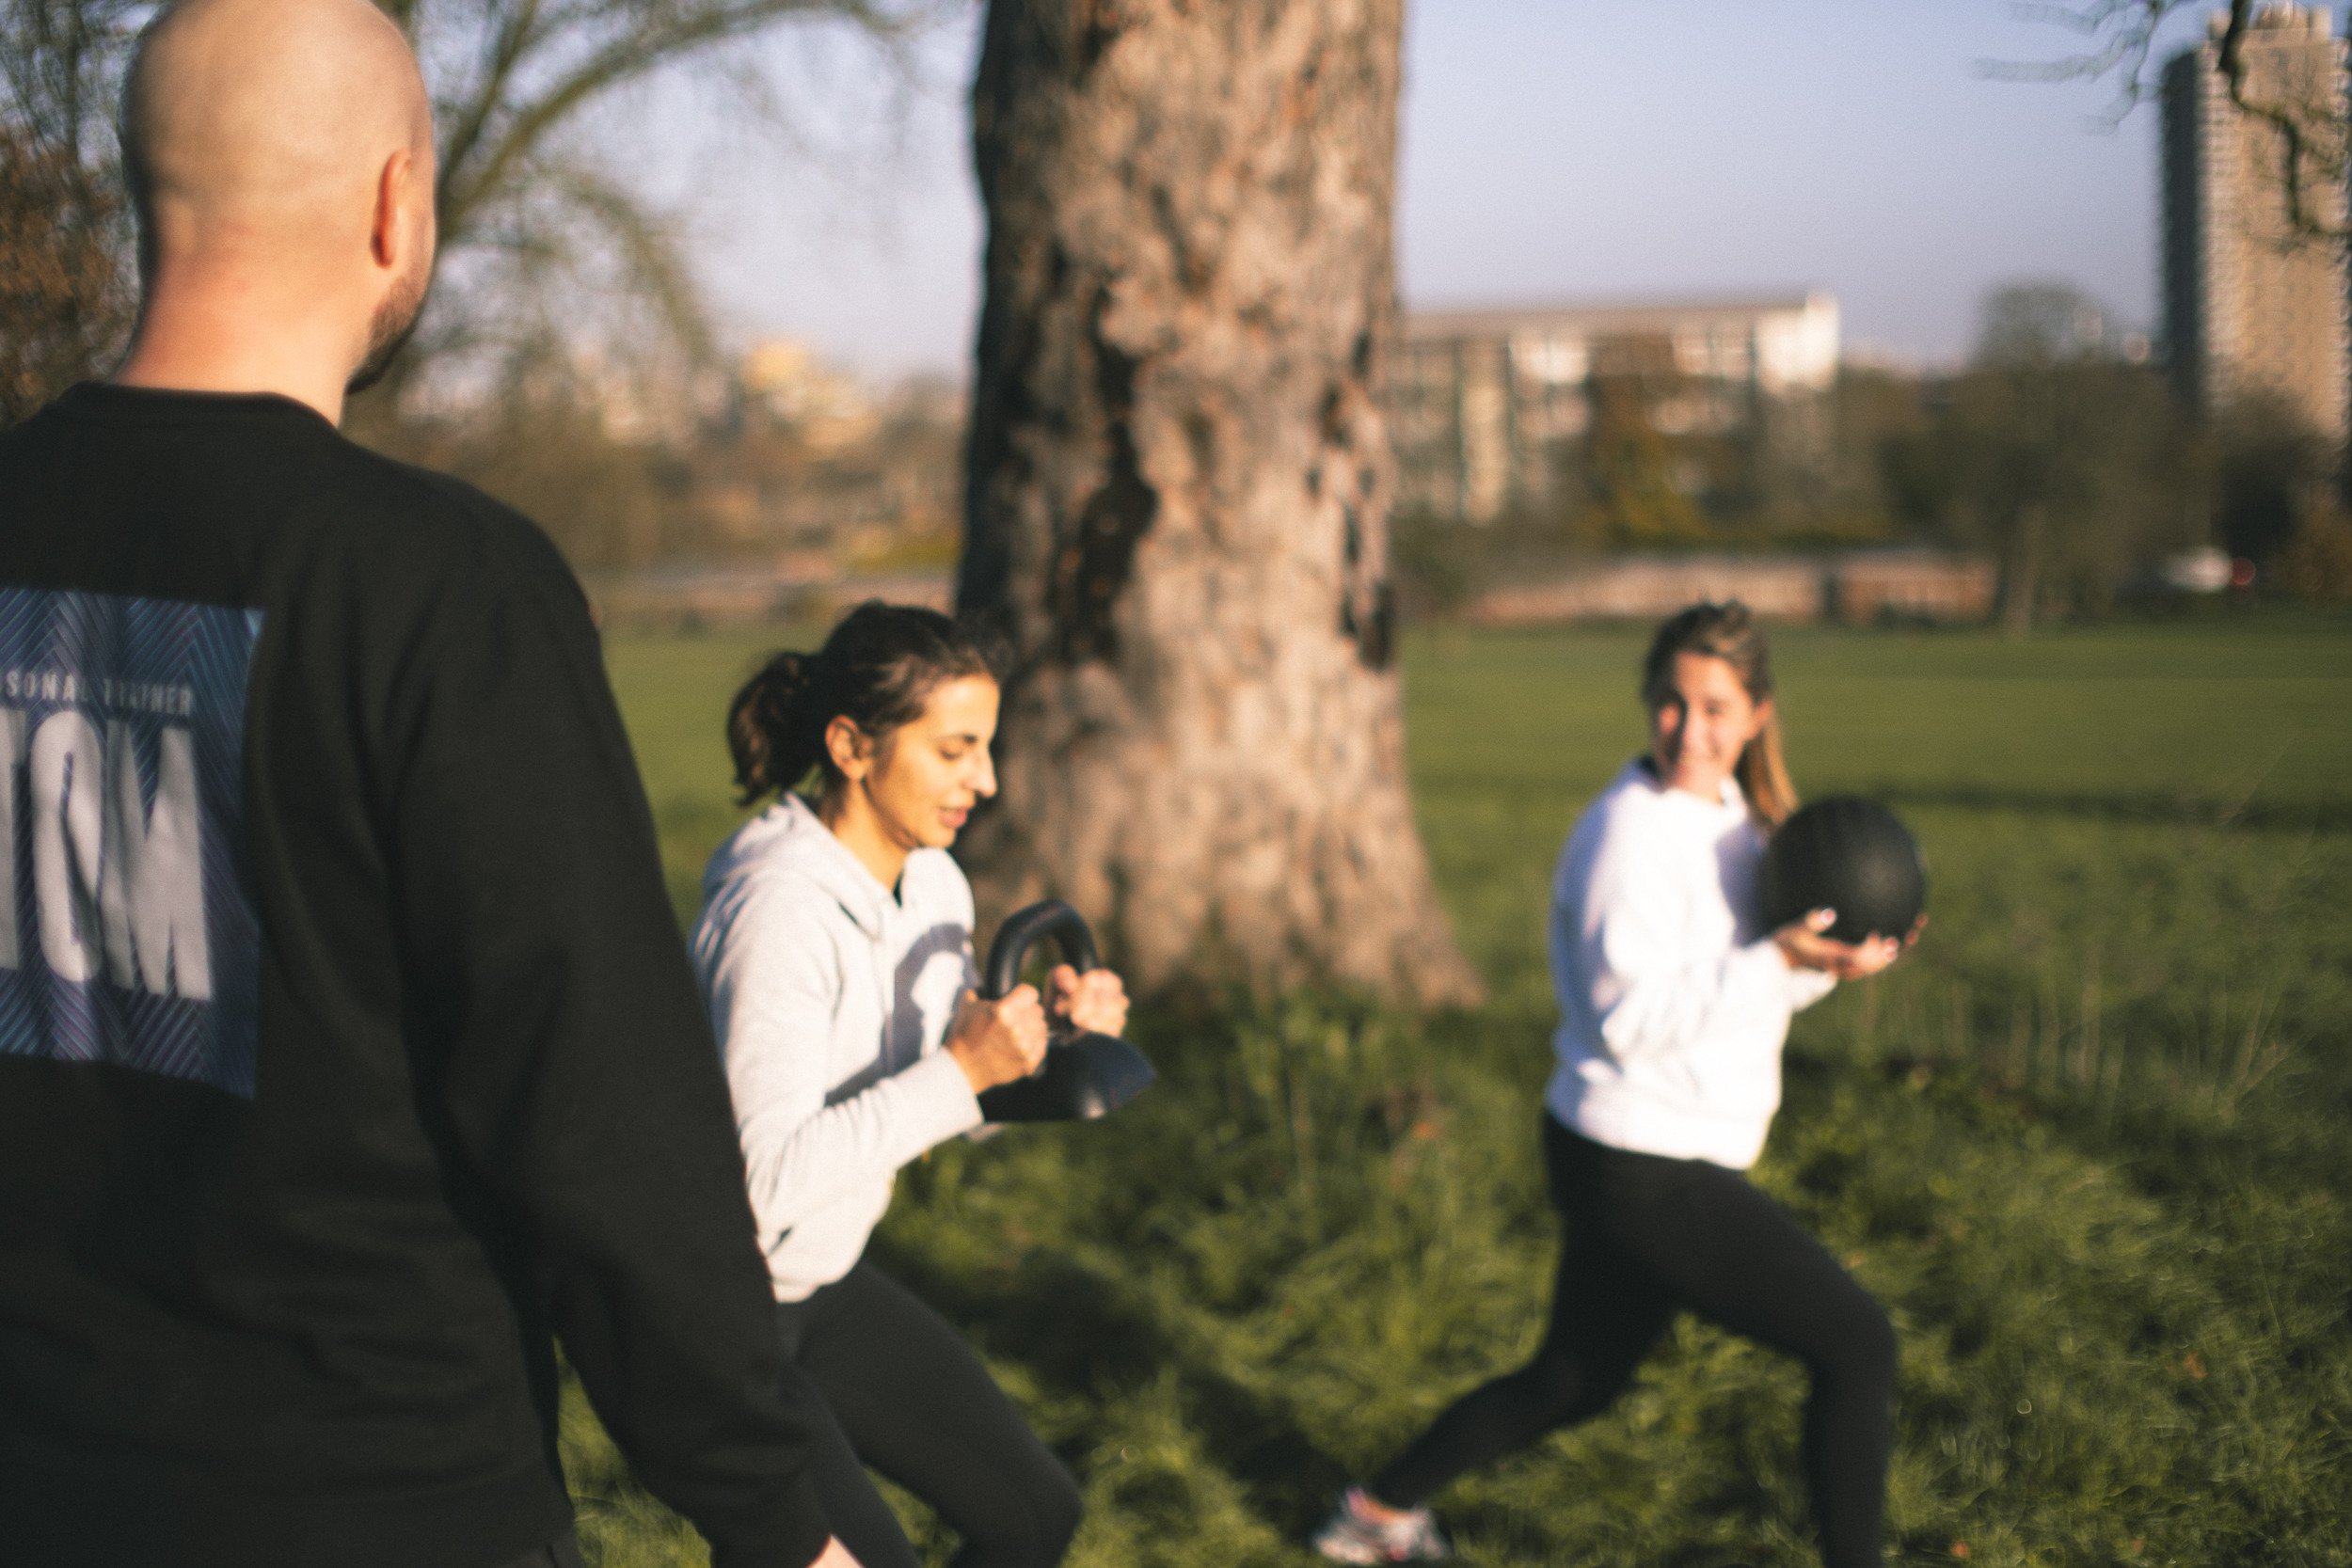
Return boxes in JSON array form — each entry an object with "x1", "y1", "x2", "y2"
[
  {"x1": 1999, "y1": 503, "x2": 2043, "y2": 638},
  {"x1": 959, "y1": 0, "x2": 1480, "y2": 1004}
]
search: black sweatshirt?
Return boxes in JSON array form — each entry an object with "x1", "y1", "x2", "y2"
[{"x1": 0, "y1": 385, "x2": 831, "y2": 1568}]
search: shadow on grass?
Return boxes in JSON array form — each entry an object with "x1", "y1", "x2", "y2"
[{"x1": 867, "y1": 1237, "x2": 1350, "y2": 1541}]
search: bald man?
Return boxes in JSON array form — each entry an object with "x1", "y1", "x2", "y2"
[{"x1": 0, "y1": 4, "x2": 852, "y2": 1567}]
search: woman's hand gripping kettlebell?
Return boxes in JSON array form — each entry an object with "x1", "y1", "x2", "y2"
[
  {"x1": 1047, "y1": 964, "x2": 1129, "y2": 1038},
  {"x1": 947, "y1": 985, "x2": 1050, "y2": 1095}
]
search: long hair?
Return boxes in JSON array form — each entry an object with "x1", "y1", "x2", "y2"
[
  {"x1": 726, "y1": 601, "x2": 1001, "y2": 806},
  {"x1": 1640, "y1": 600, "x2": 1798, "y2": 827}
]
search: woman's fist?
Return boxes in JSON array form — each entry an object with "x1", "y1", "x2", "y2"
[
  {"x1": 947, "y1": 985, "x2": 1049, "y2": 1094},
  {"x1": 1049, "y1": 964, "x2": 1130, "y2": 1037}
]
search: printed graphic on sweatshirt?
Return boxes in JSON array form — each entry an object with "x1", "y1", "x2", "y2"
[{"x1": 0, "y1": 588, "x2": 262, "y2": 1098}]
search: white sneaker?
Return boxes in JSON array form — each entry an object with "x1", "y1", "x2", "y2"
[{"x1": 1312, "y1": 1486, "x2": 1453, "y2": 1563}]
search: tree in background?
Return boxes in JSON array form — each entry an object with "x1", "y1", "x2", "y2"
[
  {"x1": 383, "y1": 349, "x2": 700, "y2": 569},
  {"x1": 2209, "y1": 391, "x2": 2352, "y2": 598},
  {"x1": 1890, "y1": 284, "x2": 2198, "y2": 633},
  {"x1": 2208, "y1": 392, "x2": 2333, "y2": 562},
  {"x1": 10, "y1": 0, "x2": 946, "y2": 567},
  {"x1": 371, "y1": 0, "x2": 930, "y2": 404},
  {"x1": 2004, "y1": 0, "x2": 2348, "y2": 246},
  {"x1": 1571, "y1": 337, "x2": 1709, "y2": 546},
  {"x1": 2273, "y1": 498, "x2": 2352, "y2": 599},
  {"x1": 2003, "y1": 0, "x2": 2352, "y2": 601},
  {"x1": 1807, "y1": 365, "x2": 1933, "y2": 542},
  {"x1": 958, "y1": 0, "x2": 1479, "y2": 1002},
  {"x1": 0, "y1": 0, "x2": 138, "y2": 422},
  {"x1": 0, "y1": 0, "x2": 926, "y2": 422}
]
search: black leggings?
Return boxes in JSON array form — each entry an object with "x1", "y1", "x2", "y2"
[
  {"x1": 771, "y1": 1262, "x2": 1081, "y2": 1568},
  {"x1": 1372, "y1": 1117, "x2": 1896, "y2": 1568}
]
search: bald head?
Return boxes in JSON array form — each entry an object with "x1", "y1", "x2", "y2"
[
  {"x1": 124, "y1": 0, "x2": 431, "y2": 246},
  {"x1": 115, "y1": 0, "x2": 437, "y2": 412}
]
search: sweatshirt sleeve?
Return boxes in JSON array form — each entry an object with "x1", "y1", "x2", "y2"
[
  {"x1": 1554, "y1": 804, "x2": 1811, "y2": 1068},
  {"x1": 384, "y1": 518, "x2": 831, "y2": 1568},
  {"x1": 1788, "y1": 967, "x2": 1838, "y2": 1014},
  {"x1": 703, "y1": 878, "x2": 983, "y2": 1246}
]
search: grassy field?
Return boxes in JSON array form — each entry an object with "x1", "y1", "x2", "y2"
[{"x1": 572, "y1": 613, "x2": 2352, "y2": 1568}]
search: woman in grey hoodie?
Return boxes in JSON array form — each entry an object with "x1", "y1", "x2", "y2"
[{"x1": 691, "y1": 603, "x2": 1128, "y2": 1568}]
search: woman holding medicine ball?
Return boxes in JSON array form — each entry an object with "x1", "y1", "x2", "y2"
[
  {"x1": 1316, "y1": 600, "x2": 1919, "y2": 1568},
  {"x1": 691, "y1": 602, "x2": 1129, "y2": 1568}
]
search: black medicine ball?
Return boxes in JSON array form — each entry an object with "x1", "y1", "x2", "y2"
[{"x1": 1757, "y1": 795, "x2": 1927, "y2": 944}]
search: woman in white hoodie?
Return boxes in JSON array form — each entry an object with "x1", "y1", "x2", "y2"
[
  {"x1": 1317, "y1": 602, "x2": 1915, "y2": 1568},
  {"x1": 691, "y1": 602, "x2": 1128, "y2": 1568}
]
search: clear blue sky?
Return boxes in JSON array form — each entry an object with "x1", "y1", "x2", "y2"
[{"x1": 651, "y1": 0, "x2": 2216, "y2": 378}]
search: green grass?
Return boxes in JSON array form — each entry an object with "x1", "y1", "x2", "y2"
[{"x1": 578, "y1": 612, "x2": 2352, "y2": 1568}]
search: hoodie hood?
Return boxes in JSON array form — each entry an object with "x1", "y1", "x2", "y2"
[{"x1": 702, "y1": 793, "x2": 963, "y2": 942}]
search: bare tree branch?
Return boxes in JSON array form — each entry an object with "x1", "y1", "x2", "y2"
[
  {"x1": 4, "y1": 0, "x2": 939, "y2": 415},
  {"x1": 424, "y1": 0, "x2": 549, "y2": 225},
  {"x1": 419, "y1": 0, "x2": 921, "y2": 259},
  {"x1": 2209, "y1": 0, "x2": 2348, "y2": 243},
  {"x1": 1989, "y1": 0, "x2": 2348, "y2": 245},
  {"x1": 380, "y1": 0, "x2": 937, "y2": 404},
  {"x1": 1978, "y1": 1, "x2": 2177, "y2": 105}
]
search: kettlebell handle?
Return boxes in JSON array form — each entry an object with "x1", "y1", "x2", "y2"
[{"x1": 982, "y1": 899, "x2": 1100, "y2": 1002}]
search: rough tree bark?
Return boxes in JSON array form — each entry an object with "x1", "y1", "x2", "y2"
[{"x1": 959, "y1": 0, "x2": 1481, "y2": 1004}]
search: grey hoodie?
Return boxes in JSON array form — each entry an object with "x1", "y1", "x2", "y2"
[{"x1": 691, "y1": 795, "x2": 984, "y2": 1301}]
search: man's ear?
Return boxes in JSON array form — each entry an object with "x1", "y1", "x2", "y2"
[
  {"x1": 373, "y1": 146, "x2": 437, "y2": 272},
  {"x1": 370, "y1": 149, "x2": 410, "y2": 270}
]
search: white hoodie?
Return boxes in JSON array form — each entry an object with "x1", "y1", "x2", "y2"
[
  {"x1": 1545, "y1": 761, "x2": 1836, "y2": 1170},
  {"x1": 691, "y1": 794, "x2": 984, "y2": 1301}
]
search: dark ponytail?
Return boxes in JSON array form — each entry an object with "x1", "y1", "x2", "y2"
[{"x1": 728, "y1": 601, "x2": 1002, "y2": 805}]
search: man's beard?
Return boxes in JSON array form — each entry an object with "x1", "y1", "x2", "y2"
[{"x1": 346, "y1": 261, "x2": 430, "y2": 395}]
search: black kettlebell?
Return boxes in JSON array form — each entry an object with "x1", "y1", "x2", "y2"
[{"x1": 974, "y1": 900, "x2": 1156, "y2": 1123}]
